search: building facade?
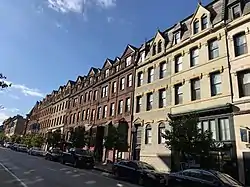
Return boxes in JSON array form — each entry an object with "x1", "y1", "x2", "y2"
[{"x1": 3, "y1": 115, "x2": 26, "y2": 137}]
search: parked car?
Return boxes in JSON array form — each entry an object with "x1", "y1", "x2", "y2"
[
  {"x1": 112, "y1": 160, "x2": 168, "y2": 186},
  {"x1": 17, "y1": 144, "x2": 28, "y2": 152},
  {"x1": 11, "y1": 143, "x2": 19, "y2": 151},
  {"x1": 3, "y1": 142, "x2": 12, "y2": 148},
  {"x1": 60, "y1": 148, "x2": 94, "y2": 169},
  {"x1": 45, "y1": 148, "x2": 63, "y2": 161},
  {"x1": 28, "y1": 147, "x2": 44, "y2": 156},
  {"x1": 168, "y1": 169, "x2": 244, "y2": 187}
]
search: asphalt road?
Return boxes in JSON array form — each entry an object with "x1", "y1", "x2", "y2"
[{"x1": 0, "y1": 147, "x2": 140, "y2": 187}]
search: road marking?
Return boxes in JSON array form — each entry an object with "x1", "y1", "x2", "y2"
[
  {"x1": 46, "y1": 167, "x2": 56, "y2": 171},
  {"x1": 0, "y1": 162, "x2": 28, "y2": 187}
]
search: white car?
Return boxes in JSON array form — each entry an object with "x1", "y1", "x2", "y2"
[{"x1": 28, "y1": 147, "x2": 44, "y2": 156}]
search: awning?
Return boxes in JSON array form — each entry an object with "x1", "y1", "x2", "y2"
[
  {"x1": 101, "y1": 120, "x2": 112, "y2": 127},
  {"x1": 169, "y1": 103, "x2": 232, "y2": 119}
]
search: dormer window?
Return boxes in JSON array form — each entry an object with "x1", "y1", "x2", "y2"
[
  {"x1": 232, "y1": 4, "x2": 241, "y2": 19},
  {"x1": 158, "y1": 40, "x2": 162, "y2": 53},
  {"x1": 193, "y1": 20, "x2": 199, "y2": 34},
  {"x1": 105, "y1": 69, "x2": 109, "y2": 78},
  {"x1": 152, "y1": 44, "x2": 156, "y2": 56},
  {"x1": 174, "y1": 32, "x2": 181, "y2": 44},
  {"x1": 116, "y1": 65, "x2": 119, "y2": 72},
  {"x1": 140, "y1": 51, "x2": 145, "y2": 63},
  {"x1": 90, "y1": 77, "x2": 93, "y2": 83},
  {"x1": 201, "y1": 15, "x2": 208, "y2": 30},
  {"x1": 126, "y1": 56, "x2": 131, "y2": 67}
]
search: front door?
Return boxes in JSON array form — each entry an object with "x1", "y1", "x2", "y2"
[{"x1": 243, "y1": 152, "x2": 250, "y2": 186}]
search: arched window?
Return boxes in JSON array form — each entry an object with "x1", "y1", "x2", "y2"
[
  {"x1": 145, "y1": 124, "x2": 152, "y2": 144},
  {"x1": 193, "y1": 19, "x2": 199, "y2": 34},
  {"x1": 158, "y1": 40, "x2": 162, "y2": 53},
  {"x1": 158, "y1": 123, "x2": 165, "y2": 144},
  {"x1": 201, "y1": 14, "x2": 208, "y2": 30},
  {"x1": 152, "y1": 44, "x2": 156, "y2": 56}
]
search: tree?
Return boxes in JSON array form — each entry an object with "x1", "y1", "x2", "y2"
[
  {"x1": 70, "y1": 127, "x2": 88, "y2": 148},
  {"x1": 163, "y1": 113, "x2": 214, "y2": 170},
  {"x1": 21, "y1": 134, "x2": 33, "y2": 147},
  {"x1": 0, "y1": 73, "x2": 11, "y2": 109},
  {"x1": 0, "y1": 132, "x2": 6, "y2": 141},
  {"x1": 31, "y1": 134, "x2": 44, "y2": 147},
  {"x1": 47, "y1": 130, "x2": 61, "y2": 147}
]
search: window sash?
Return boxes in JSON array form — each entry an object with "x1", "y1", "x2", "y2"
[
  {"x1": 110, "y1": 103, "x2": 115, "y2": 116},
  {"x1": 119, "y1": 101, "x2": 123, "y2": 114},
  {"x1": 240, "y1": 129, "x2": 248, "y2": 142},
  {"x1": 194, "y1": 21, "x2": 199, "y2": 34},
  {"x1": 147, "y1": 94, "x2": 153, "y2": 110},
  {"x1": 159, "y1": 90, "x2": 166, "y2": 108},
  {"x1": 210, "y1": 120, "x2": 217, "y2": 140},
  {"x1": 233, "y1": 5, "x2": 241, "y2": 18},
  {"x1": 219, "y1": 118, "x2": 231, "y2": 141},
  {"x1": 128, "y1": 74, "x2": 133, "y2": 87},
  {"x1": 201, "y1": 16, "x2": 208, "y2": 30},
  {"x1": 160, "y1": 63, "x2": 167, "y2": 78},
  {"x1": 136, "y1": 97, "x2": 142, "y2": 113},
  {"x1": 158, "y1": 126, "x2": 165, "y2": 144},
  {"x1": 211, "y1": 73, "x2": 221, "y2": 96},
  {"x1": 145, "y1": 127, "x2": 152, "y2": 144},
  {"x1": 191, "y1": 48, "x2": 199, "y2": 66},
  {"x1": 175, "y1": 56, "x2": 182, "y2": 72},
  {"x1": 209, "y1": 41, "x2": 219, "y2": 59},
  {"x1": 126, "y1": 56, "x2": 131, "y2": 66},
  {"x1": 148, "y1": 68, "x2": 154, "y2": 83},
  {"x1": 121, "y1": 78, "x2": 125, "y2": 90},
  {"x1": 175, "y1": 32, "x2": 181, "y2": 44}
]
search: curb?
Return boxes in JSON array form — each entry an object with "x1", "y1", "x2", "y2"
[{"x1": 93, "y1": 166, "x2": 113, "y2": 174}]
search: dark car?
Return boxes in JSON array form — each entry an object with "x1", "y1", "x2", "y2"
[
  {"x1": 168, "y1": 169, "x2": 244, "y2": 187},
  {"x1": 45, "y1": 148, "x2": 62, "y2": 161},
  {"x1": 112, "y1": 160, "x2": 168, "y2": 186},
  {"x1": 17, "y1": 144, "x2": 28, "y2": 152},
  {"x1": 60, "y1": 148, "x2": 94, "y2": 169}
]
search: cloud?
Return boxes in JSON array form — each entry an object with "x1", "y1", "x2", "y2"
[
  {"x1": 47, "y1": 0, "x2": 116, "y2": 14},
  {"x1": 9, "y1": 94, "x2": 20, "y2": 100},
  {"x1": 107, "y1": 16, "x2": 114, "y2": 23},
  {"x1": 5, "y1": 81, "x2": 44, "y2": 98},
  {"x1": 0, "y1": 108, "x2": 20, "y2": 125}
]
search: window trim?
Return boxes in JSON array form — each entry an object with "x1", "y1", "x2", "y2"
[
  {"x1": 210, "y1": 71, "x2": 222, "y2": 97},
  {"x1": 201, "y1": 14, "x2": 208, "y2": 30},
  {"x1": 190, "y1": 77, "x2": 201, "y2": 101},
  {"x1": 175, "y1": 54, "x2": 182, "y2": 73},
  {"x1": 145, "y1": 124, "x2": 152, "y2": 144},
  {"x1": 175, "y1": 83, "x2": 183, "y2": 105},
  {"x1": 233, "y1": 32, "x2": 248, "y2": 57},
  {"x1": 158, "y1": 123, "x2": 165, "y2": 144},
  {"x1": 208, "y1": 38, "x2": 219, "y2": 60},
  {"x1": 146, "y1": 92, "x2": 153, "y2": 111},
  {"x1": 190, "y1": 47, "x2": 199, "y2": 67},
  {"x1": 193, "y1": 19, "x2": 199, "y2": 34}
]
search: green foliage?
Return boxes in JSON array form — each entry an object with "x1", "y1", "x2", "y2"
[
  {"x1": 47, "y1": 130, "x2": 61, "y2": 147},
  {"x1": 10, "y1": 135, "x2": 22, "y2": 143},
  {"x1": 0, "y1": 73, "x2": 11, "y2": 89},
  {"x1": 163, "y1": 113, "x2": 214, "y2": 160},
  {"x1": 0, "y1": 132, "x2": 6, "y2": 141},
  {"x1": 21, "y1": 134, "x2": 33, "y2": 147},
  {"x1": 31, "y1": 134, "x2": 44, "y2": 147},
  {"x1": 70, "y1": 127, "x2": 88, "y2": 148}
]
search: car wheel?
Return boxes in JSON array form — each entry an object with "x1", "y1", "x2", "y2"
[
  {"x1": 73, "y1": 160, "x2": 78, "y2": 168},
  {"x1": 45, "y1": 155, "x2": 48, "y2": 160},
  {"x1": 114, "y1": 170, "x2": 119, "y2": 178},
  {"x1": 60, "y1": 157, "x2": 65, "y2": 164},
  {"x1": 138, "y1": 176, "x2": 144, "y2": 186}
]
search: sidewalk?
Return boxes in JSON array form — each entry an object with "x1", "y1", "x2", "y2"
[{"x1": 94, "y1": 162, "x2": 113, "y2": 174}]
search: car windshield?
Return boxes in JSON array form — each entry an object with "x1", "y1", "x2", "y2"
[
  {"x1": 213, "y1": 171, "x2": 243, "y2": 186},
  {"x1": 52, "y1": 149, "x2": 61, "y2": 153},
  {"x1": 74, "y1": 149, "x2": 88, "y2": 155},
  {"x1": 138, "y1": 162, "x2": 155, "y2": 170}
]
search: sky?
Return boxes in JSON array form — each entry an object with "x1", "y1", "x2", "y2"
[{"x1": 0, "y1": 0, "x2": 211, "y2": 124}]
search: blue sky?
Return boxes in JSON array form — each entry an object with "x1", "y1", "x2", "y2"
[{"x1": 0, "y1": 0, "x2": 210, "y2": 124}]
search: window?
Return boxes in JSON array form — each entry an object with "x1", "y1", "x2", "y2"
[
  {"x1": 127, "y1": 74, "x2": 133, "y2": 87},
  {"x1": 193, "y1": 20, "x2": 199, "y2": 34},
  {"x1": 97, "y1": 107, "x2": 101, "y2": 119},
  {"x1": 158, "y1": 40, "x2": 162, "y2": 53},
  {"x1": 152, "y1": 44, "x2": 156, "y2": 56},
  {"x1": 175, "y1": 84, "x2": 183, "y2": 105},
  {"x1": 73, "y1": 113, "x2": 76, "y2": 124},
  {"x1": 234, "y1": 32, "x2": 247, "y2": 57},
  {"x1": 125, "y1": 98, "x2": 131, "y2": 112},
  {"x1": 105, "y1": 69, "x2": 109, "y2": 78},
  {"x1": 139, "y1": 51, "x2": 145, "y2": 63},
  {"x1": 126, "y1": 56, "x2": 131, "y2": 67},
  {"x1": 102, "y1": 85, "x2": 108, "y2": 97},
  {"x1": 86, "y1": 109, "x2": 90, "y2": 120},
  {"x1": 159, "y1": 62, "x2": 167, "y2": 79},
  {"x1": 77, "y1": 111, "x2": 81, "y2": 122},
  {"x1": 136, "y1": 96, "x2": 142, "y2": 113},
  {"x1": 110, "y1": 103, "x2": 115, "y2": 116},
  {"x1": 191, "y1": 78, "x2": 201, "y2": 101},
  {"x1": 201, "y1": 15, "x2": 208, "y2": 30},
  {"x1": 120, "y1": 78, "x2": 125, "y2": 90},
  {"x1": 137, "y1": 72, "x2": 143, "y2": 87},
  {"x1": 158, "y1": 123, "x2": 165, "y2": 144},
  {"x1": 118, "y1": 100, "x2": 123, "y2": 114},
  {"x1": 84, "y1": 92, "x2": 88, "y2": 102},
  {"x1": 232, "y1": 4, "x2": 241, "y2": 19},
  {"x1": 93, "y1": 90, "x2": 98, "y2": 100},
  {"x1": 238, "y1": 70, "x2": 250, "y2": 97},
  {"x1": 208, "y1": 39, "x2": 219, "y2": 60},
  {"x1": 103, "y1": 105, "x2": 107, "y2": 118},
  {"x1": 88, "y1": 91, "x2": 92, "y2": 101},
  {"x1": 148, "y1": 67, "x2": 154, "y2": 83},
  {"x1": 116, "y1": 65, "x2": 119, "y2": 72},
  {"x1": 210, "y1": 120, "x2": 217, "y2": 140},
  {"x1": 91, "y1": 109, "x2": 95, "y2": 121},
  {"x1": 210, "y1": 72, "x2": 221, "y2": 96},
  {"x1": 190, "y1": 47, "x2": 199, "y2": 67},
  {"x1": 112, "y1": 81, "x2": 117, "y2": 93},
  {"x1": 203, "y1": 121, "x2": 209, "y2": 133},
  {"x1": 175, "y1": 55, "x2": 182, "y2": 73},
  {"x1": 240, "y1": 129, "x2": 248, "y2": 142},
  {"x1": 219, "y1": 118, "x2": 231, "y2": 141},
  {"x1": 80, "y1": 95, "x2": 84, "y2": 104},
  {"x1": 174, "y1": 32, "x2": 181, "y2": 44},
  {"x1": 81, "y1": 110, "x2": 85, "y2": 121},
  {"x1": 145, "y1": 125, "x2": 152, "y2": 144},
  {"x1": 146, "y1": 92, "x2": 153, "y2": 111},
  {"x1": 159, "y1": 88, "x2": 166, "y2": 108}
]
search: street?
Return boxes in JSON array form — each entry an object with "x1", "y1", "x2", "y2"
[{"x1": 0, "y1": 148, "x2": 139, "y2": 187}]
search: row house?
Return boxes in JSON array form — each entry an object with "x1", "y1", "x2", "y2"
[
  {"x1": 132, "y1": 0, "x2": 250, "y2": 185},
  {"x1": 3, "y1": 115, "x2": 26, "y2": 137},
  {"x1": 63, "y1": 45, "x2": 137, "y2": 161}
]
